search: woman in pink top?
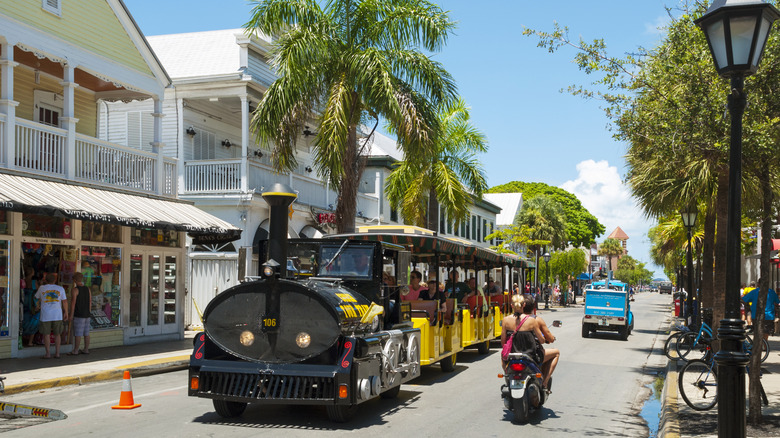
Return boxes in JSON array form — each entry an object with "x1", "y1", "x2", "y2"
[{"x1": 403, "y1": 271, "x2": 428, "y2": 301}]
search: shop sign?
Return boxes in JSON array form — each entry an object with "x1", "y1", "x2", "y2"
[
  {"x1": 317, "y1": 213, "x2": 336, "y2": 224},
  {"x1": 32, "y1": 238, "x2": 65, "y2": 245}
]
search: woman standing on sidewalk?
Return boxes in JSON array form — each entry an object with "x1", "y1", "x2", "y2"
[{"x1": 68, "y1": 272, "x2": 91, "y2": 355}]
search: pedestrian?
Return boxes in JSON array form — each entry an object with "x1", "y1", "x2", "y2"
[
  {"x1": 68, "y1": 272, "x2": 92, "y2": 355},
  {"x1": 34, "y1": 272, "x2": 68, "y2": 359},
  {"x1": 742, "y1": 279, "x2": 780, "y2": 341}
]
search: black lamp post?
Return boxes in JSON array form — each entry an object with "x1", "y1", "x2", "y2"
[
  {"x1": 543, "y1": 251, "x2": 551, "y2": 309},
  {"x1": 695, "y1": 1, "x2": 779, "y2": 436},
  {"x1": 680, "y1": 207, "x2": 699, "y2": 327}
]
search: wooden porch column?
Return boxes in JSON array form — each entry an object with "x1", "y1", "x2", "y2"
[
  {"x1": 240, "y1": 95, "x2": 249, "y2": 192},
  {"x1": 176, "y1": 97, "x2": 185, "y2": 194},
  {"x1": 61, "y1": 62, "x2": 79, "y2": 178},
  {"x1": 152, "y1": 97, "x2": 165, "y2": 195},
  {"x1": 0, "y1": 40, "x2": 19, "y2": 169}
]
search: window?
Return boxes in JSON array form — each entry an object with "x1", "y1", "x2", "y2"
[
  {"x1": 390, "y1": 208, "x2": 398, "y2": 223},
  {"x1": 191, "y1": 127, "x2": 216, "y2": 160},
  {"x1": 482, "y1": 219, "x2": 487, "y2": 242},
  {"x1": 472, "y1": 216, "x2": 478, "y2": 241},
  {"x1": 42, "y1": 0, "x2": 61, "y2": 16},
  {"x1": 127, "y1": 111, "x2": 155, "y2": 151}
]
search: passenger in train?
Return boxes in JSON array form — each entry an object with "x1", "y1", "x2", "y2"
[
  {"x1": 444, "y1": 271, "x2": 470, "y2": 302},
  {"x1": 403, "y1": 270, "x2": 428, "y2": 301}
]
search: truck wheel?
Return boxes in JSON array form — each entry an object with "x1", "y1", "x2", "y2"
[
  {"x1": 213, "y1": 399, "x2": 247, "y2": 418},
  {"x1": 326, "y1": 404, "x2": 358, "y2": 422},
  {"x1": 620, "y1": 325, "x2": 629, "y2": 341},
  {"x1": 582, "y1": 324, "x2": 590, "y2": 338},
  {"x1": 380, "y1": 385, "x2": 401, "y2": 399},
  {"x1": 477, "y1": 340, "x2": 490, "y2": 354},
  {"x1": 440, "y1": 353, "x2": 457, "y2": 372}
]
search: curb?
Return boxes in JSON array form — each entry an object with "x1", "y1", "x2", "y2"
[
  {"x1": 659, "y1": 357, "x2": 680, "y2": 437},
  {"x1": 2, "y1": 356, "x2": 189, "y2": 395}
]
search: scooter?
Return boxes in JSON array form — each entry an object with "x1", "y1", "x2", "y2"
[{"x1": 500, "y1": 352, "x2": 551, "y2": 424}]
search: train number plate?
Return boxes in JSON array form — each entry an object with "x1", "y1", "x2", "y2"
[
  {"x1": 261, "y1": 314, "x2": 279, "y2": 332},
  {"x1": 599, "y1": 318, "x2": 609, "y2": 326}
]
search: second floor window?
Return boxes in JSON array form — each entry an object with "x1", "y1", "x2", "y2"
[
  {"x1": 127, "y1": 111, "x2": 155, "y2": 151},
  {"x1": 191, "y1": 127, "x2": 216, "y2": 160}
]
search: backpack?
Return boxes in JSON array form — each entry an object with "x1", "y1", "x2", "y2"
[{"x1": 501, "y1": 315, "x2": 529, "y2": 361}]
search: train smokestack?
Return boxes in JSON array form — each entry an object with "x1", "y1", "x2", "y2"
[{"x1": 262, "y1": 183, "x2": 297, "y2": 278}]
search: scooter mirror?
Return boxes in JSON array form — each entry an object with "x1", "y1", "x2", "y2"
[{"x1": 552, "y1": 320, "x2": 562, "y2": 327}]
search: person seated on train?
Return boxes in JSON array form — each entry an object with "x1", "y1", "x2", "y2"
[
  {"x1": 403, "y1": 270, "x2": 428, "y2": 301},
  {"x1": 420, "y1": 280, "x2": 443, "y2": 301},
  {"x1": 523, "y1": 294, "x2": 560, "y2": 391},
  {"x1": 465, "y1": 276, "x2": 481, "y2": 300},
  {"x1": 484, "y1": 277, "x2": 502, "y2": 296},
  {"x1": 444, "y1": 271, "x2": 470, "y2": 302},
  {"x1": 500, "y1": 294, "x2": 545, "y2": 370}
]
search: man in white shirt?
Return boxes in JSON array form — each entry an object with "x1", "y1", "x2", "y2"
[{"x1": 34, "y1": 272, "x2": 69, "y2": 359}]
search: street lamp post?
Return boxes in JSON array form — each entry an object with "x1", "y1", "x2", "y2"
[
  {"x1": 543, "y1": 251, "x2": 551, "y2": 309},
  {"x1": 695, "y1": 2, "x2": 779, "y2": 436},
  {"x1": 681, "y1": 207, "x2": 699, "y2": 327}
]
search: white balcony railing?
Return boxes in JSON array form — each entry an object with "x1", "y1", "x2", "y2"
[
  {"x1": 75, "y1": 134, "x2": 156, "y2": 192},
  {"x1": 184, "y1": 159, "x2": 242, "y2": 192},
  {"x1": 15, "y1": 118, "x2": 66, "y2": 175}
]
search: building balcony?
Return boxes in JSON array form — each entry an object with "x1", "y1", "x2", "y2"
[{"x1": 0, "y1": 117, "x2": 176, "y2": 197}]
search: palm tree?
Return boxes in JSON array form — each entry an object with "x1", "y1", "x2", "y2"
[
  {"x1": 246, "y1": 0, "x2": 457, "y2": 233},
  {"x1": 515, "y1": 195, "x2": 567, "y2": 289},
  {"x1": 385, "y1": 97, "x2": 488, "y2": 229},
  {"x1": 598, "y1": 238, "x2": 624, "y2": 273}
]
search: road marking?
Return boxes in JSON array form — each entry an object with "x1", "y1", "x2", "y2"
[{"x1": 67, "y1": 385, "x2": 188, "y2": 413}]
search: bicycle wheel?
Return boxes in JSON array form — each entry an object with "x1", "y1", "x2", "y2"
[
  {"x1": 664, "y1": 332, "x2": 683, "y2": 360},
  {"x1": 676, "y1": 332, "x2": 698, "y2": 360},
  {"x1": 744, "y1": 335, "x2": 770, "y2": 363},
  {"x1": 679, "y1": 359, "x2": 718, "y2": 410}
]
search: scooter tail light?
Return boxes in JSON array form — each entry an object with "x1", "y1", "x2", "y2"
[{"x1": 510, "y1": 363, "x2": 526, "y2": 372}]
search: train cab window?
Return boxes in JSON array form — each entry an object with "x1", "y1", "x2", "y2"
[{"x1": 319, "y1": 245, "x2": 373, "y2": 278}]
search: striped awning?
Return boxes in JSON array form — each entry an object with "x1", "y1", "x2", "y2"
[{"x1": 0, "y1": 173, "x2": 241, "y2": 245}]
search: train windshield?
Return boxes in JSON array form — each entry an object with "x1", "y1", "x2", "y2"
[{"x1": 319, "y1": 245, "x2": 374, "y2": 278}]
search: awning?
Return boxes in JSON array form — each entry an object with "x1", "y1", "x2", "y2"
[
  {"x1": 0, "y1": 173, "x2": 241, "y2": 245},
  {"x1": 576, "y1": 273, "x2": 592, "y2": 280}
]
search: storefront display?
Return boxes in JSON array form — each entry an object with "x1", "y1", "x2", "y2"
[
  {"x1": 0, "y1": 240, "x2": 8, "y2": 337},
  {"x1": 22, "y1": 213, "x2": 70, "y2": 239},
  {"x1": 82, "y1": 220, "x2": 121, "y2": 243},
  {"x1": 0, "y1": 211, "x2": 8, "y2": 235},
  {"x1": 131, "y1": 227, "x2": 180, "y2": 247},
  {"x1": 81, "y1": 246, "x2": 121, "y2": 327}
]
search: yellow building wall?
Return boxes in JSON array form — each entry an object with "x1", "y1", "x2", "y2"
[
  {"x1": 3, "y1": 0, "x2": 153, "y2": 76},
  {"x1": 8, "y1": 68, "x2": 97, "y2": 137}
]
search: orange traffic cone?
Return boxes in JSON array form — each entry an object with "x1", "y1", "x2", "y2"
[{"x1": 112, "y1": 370, "x2": 142, "y2": 410}]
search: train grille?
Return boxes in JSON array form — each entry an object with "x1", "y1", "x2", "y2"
[{"x1": 199, "y1": 371, "x2": 336, "y2": 400}]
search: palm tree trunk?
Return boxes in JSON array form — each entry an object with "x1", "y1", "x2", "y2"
[
  {"x1": 701, "y1": 206, "x2": 716, "y2": 315},
  {"x1": 335, "y1": 123, "x2": 361, "y2": 234},
  {"x1": 748, "y1": 161, "x2": 773, "y2": 424},
  {"x1": 426, "y1": 190, "x2": 439, "y2": 232},
  {"x1": 712, "y1": 168, "x2": 729, "y2": 331}
]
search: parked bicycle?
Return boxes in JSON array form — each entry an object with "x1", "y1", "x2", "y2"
[
  {"x1": 675, "y1": 322, "x2": 769, "y2": 362},
  {"x1": 663, "y1": 323, "x2": 692, "y2": 360},
  {"x1": 678, "y1": 344, "x2": 767, "y2": 410}
]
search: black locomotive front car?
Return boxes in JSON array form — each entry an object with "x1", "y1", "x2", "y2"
[{"x1": 188, "y1": 275, "x2": 420, "y2": 421}]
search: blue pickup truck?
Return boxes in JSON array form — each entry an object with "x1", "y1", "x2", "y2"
[{"x1": 582, "y1": 281, "x2": 634, "y2": 340}]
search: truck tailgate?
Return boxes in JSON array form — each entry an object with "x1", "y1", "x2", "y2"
[{"x1": 585, "y1": 290, "x2": 626, "y2": 317}]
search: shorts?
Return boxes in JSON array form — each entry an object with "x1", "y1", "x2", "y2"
[
  {"x1": 39, "y1": 320, "x2": 63, "y2": 335},
  {"x1": 72, "y1": 317, "x2": 91, "y2": 337},
  {"x1": 762, "y1": 320, "x2": 775, "y2": 336}
]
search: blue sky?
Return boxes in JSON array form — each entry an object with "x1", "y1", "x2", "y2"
[{"x1": 124, "y1": 0, "x2": 675, "y2": 277}]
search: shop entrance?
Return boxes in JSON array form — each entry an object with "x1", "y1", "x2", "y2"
[{"x1": 128, "y1": 251, "x2": 178, "y2": 337}]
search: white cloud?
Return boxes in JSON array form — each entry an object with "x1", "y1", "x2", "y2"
[{"x1": 560, "y1": 160, "x2": 659, "y2": 273}]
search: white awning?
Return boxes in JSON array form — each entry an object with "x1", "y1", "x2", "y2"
[{"x1": 0, "y1": 173, "x2": 241, "y2": 244}]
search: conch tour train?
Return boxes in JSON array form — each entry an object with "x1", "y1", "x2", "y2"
[{"x1": 187, "y1": 183, "x2": 526, "y2": 422}]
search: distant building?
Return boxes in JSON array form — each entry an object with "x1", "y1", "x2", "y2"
[{"x1": 606, "y1": 226, "x2": 629, "y2": 271}]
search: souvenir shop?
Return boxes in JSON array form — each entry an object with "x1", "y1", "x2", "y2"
[{"x1": 0, "y1": 185, "x2": 240, "y2": 359}]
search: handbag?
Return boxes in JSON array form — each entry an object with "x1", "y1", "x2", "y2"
[{"x1": 501, "y1": 315, "x2": 529, "y2": 361}]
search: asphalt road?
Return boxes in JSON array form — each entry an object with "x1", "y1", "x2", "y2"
[{"x1": 1, "y1": 292, "x2": 672, "y2": 437}]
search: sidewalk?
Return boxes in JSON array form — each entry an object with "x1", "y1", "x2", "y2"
[
  {"x1": 661, "y1": 323, "x2": 780, "y2": 438},
  {"x1": 1, "y1": 332, "x2": 196, "y2": 395}
]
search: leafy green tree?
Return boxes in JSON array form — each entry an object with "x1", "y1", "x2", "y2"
[
  {"x1": 516, "y1": 195, "x2": 568, "y2": 252},
  {"x1": 489, "y1": 181, "x2": 604, "y2": 247},
  {"x1": 246, "y1": 0, "x2": 457, "y2": 233},
  {"x1": 549, "y1": 248, "x2": 588, "y2": 290},
  {"x1": 615, "y1": 255, "x2": 653, "y2": 287},
  {"x1": 385, "y1": 97, "x2": 488, "y2": 229},
  {"x1": 597, "y1": 238, "x2": 623, "y2": 273}
]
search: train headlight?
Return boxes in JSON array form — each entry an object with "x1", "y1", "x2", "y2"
[
  {"x1": 296, "y1": 332, "x2": 311, "y2": 349},
  {"x1": 371, "y1": 315, "x2": 380, "y2": 332},
  {"x1": 263, "y1": 266, "x2": 275, "y2": 277},
  {"x1": 239, "y1": 330, "x2": 255, "y2": 346}
]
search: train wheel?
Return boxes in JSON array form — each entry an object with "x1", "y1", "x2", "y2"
[
  {"x1": 405, "y1": 335, "x2": 421, "y2": 377},
  {"x1": 213, "y1": 399, "x2": 247, "y2": 418},
  {"x1": 440, "y1": 353, "x2": 457, "y2": 372},
  {"x1": 326, "y1": 404, "x2": 358, "y2": 422},
  {"x1": 512, "y1": 394, "x2": 529, "y2": 424},
  {"x1": 380, "y1": 385, "x2": 401, "y2": 399},
  {"x1": 477, "y1": 340, "x2": 490, "y2": 354}
]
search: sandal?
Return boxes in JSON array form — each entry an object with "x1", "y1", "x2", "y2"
[
  {"x1": 67, "y1": 351, "x2": 79, "y2": 356},
  {"x1": 80, "y1": 350, "x2": 90, "y2": 354}
]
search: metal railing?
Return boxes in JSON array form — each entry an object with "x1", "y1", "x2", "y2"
[
  {"x1": 75, "y1": 134, "x2": 156, "y2": 192},
  {"x1": 184, "y1": 159, "x2": 242, "y2": 192}
]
